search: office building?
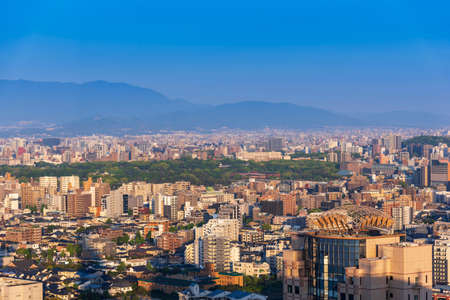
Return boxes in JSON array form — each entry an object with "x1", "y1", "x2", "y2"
[
  {"x1": 283, "y1": 205, "x2": 401, "y2": 300},
  {"x1": 338, "y1": 243, "x2": 432, "y2": 300},
  {"x1": 430, "y1": 160, "x2": 450, "y2": 188}
]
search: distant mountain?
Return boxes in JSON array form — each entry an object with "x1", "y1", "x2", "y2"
[
  {"x1": 149, "y1": 101, "x2": 363, "y2": 130},
  {"x1": 50, "y1": 101, "x2": 362, "y2": 135},
  {"x1": 0, "y1": 79, "x2": 448, "y2": 136},
  {"x1": 0, "y1": 79, "x2": 202, "y2": 123}
]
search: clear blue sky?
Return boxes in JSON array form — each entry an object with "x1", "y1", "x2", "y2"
[{"x1": 1, "y1": 0, "x2": 450, "y2": 112}]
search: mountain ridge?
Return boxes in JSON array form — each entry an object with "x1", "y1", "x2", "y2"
[{"x1": 0, "y1": 79, "x2": 448, "y2": 135}]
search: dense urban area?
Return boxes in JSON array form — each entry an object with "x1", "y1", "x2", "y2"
[{"x1": 0, "y1": 129, "x2": 448, "y2": 300}]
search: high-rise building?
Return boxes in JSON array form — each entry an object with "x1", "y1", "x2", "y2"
[
  {"x1": 39, "y1": 176, "x2": 58, "y2": 190},
  {"x1": 162, "y1": 195, "x2": 178, "y2": 221},
  {"x1": 281, "y1": 194, "x2": 297, "y2": 216},
  {"x1": 338, "y1": 243, "x2": 432, "y2": 300},
  {"x1": 67, "y1": 191, "x2": 91, "y2": 218},
  {"x1": 430, "y1": 160, "x2": 450, "y2": 188},
  {"x1": 218, "y1": 204, "x2": 241, "y2": 221},
  {"x1": 392, "y1": 206, "x2": 413, "y2": 231},
  {"x1": 433, "y1": 237, "x2": 450, "y2": 286},
  {"x1": 420, "y1": 164, "x2": 429, "y2": 187},
  {"x1": 101, "y1": 189, "x2": 125, "y2": 218},
  {"x1": 20, "y1": 182, "x2": 44, "y2": 208},
  {"x1": 198, "y1": 218, "x2": 240, "y2": 241},
  {"x1": 384, "y1": 135, "x2": 402, "y2": 153},
  {"x1": 268, "y1": 137, "x2": 283, "y2": 152},
  {"x1": 260, "y1": 200, "x2": 283, "y2": 216},
  {"x1": 60, "y1": 175, "x2": 80, "y2": 193},
  {"x1": 203, "y1": 236, "x2": 231, "y2": 272},
  {"x1": 283, "y1": 206, "x2": 401, "y2": 300}
]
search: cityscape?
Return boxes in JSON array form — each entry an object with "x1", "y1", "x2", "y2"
[{"x1": 1, "y1": 1, "x2": 450, "y2": 300}]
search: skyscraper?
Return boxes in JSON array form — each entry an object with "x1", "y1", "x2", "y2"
[
  {"x1": 268, "y1": 137, "x2": 283, "y2": 152},
  {"x1": 203, "y1": 236, "x2": 231, "y2": 272},
  {"x1": 283, "y1": 206, "x2": 401, "y2": 300}
]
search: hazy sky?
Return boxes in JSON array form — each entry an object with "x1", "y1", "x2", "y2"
[{"x1": 1, "y1": 0, "x2": 450, "y2": 112}]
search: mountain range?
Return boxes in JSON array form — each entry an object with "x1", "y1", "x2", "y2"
[{"x1": 0, "y1": 79, "x2": 448, "y2": 135}]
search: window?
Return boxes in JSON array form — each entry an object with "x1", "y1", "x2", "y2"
[
  {"x1": 340, "y1": 293, "x2": 346, "y2": 300},
  {"x1": 349, "y1": 295, "x2": 354, "y2": 300},
  {"x1": 408, "y1": 277, "x2": 410, "y2": 285},
  {"x1": 287, "y1": 285, "x2": 292, "y2": 293},
  {"x1": 295, "y1": 286, "x2": 300, "y2": 294}
]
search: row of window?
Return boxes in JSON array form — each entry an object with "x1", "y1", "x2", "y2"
[
  {"x1": 286, "y1": 285, "x2": 300, "y2": 294},
  {"x1": 339, "y1": 293, "x2": 422, "y2": 300}
]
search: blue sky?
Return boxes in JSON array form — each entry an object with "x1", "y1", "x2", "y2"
[{"x1": 1, "y1": 0, "x2": 450, "y2": 112}]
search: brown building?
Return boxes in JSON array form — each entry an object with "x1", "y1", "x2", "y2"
[
  {"x1": 67, "y1": 191, "x2": 92, "y2": 218},
  {"x1": 5, "y1": 226, "x2": 42, "y2": 243},
  {"x1": 215, "y1": 272, "x2": 244, "y2": 287},
  {"x1": 281, "y1": 194, "x2": 297, "y2": 216},
  {"x1": 138, "y1": 277, "x2": 195, "y2": 294},
  {"x1": 156, "y1": 232, "x2": 184, "y2": 253},
  {"x1": 20, "y1": 182, "x2": 44, "y2": 208}
]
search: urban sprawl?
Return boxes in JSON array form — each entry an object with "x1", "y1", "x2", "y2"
[{"x1": 0, "y1": 129, "x2": 450, "y2": 300}]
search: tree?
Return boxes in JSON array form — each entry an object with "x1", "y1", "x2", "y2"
[
  {"x1": 116, "y1": 234, "x2": 130, "y2": 245},
  {"x1": 66, "y1": 244, "x2": 82, "y2": 257},
  {"x1": 145, "y1": 231, "x2": 152, "y2": 242},
  {"x1": 16, "y1": 248, "x2": 34, "y2": 260},
  {"x1": 135, "y1": 231, "x2": 144, "y2": 245},
  {"x1": 76, "y1": 227, "x2": 86, "y2": 234},
  {"x1": 46, "y1": 247, "x2": 56, "y2": 264},
  {"x1": 117, "y1": 262, "x2": 127, "y2": 273},
  {"x1": 146, "y1": 261, "x2": 156, "y2": 272},
  {"x1": 261, "y1": 224, "x2": 271, "y2": 231}
]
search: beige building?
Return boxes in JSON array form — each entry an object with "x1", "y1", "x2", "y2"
[
  {"x1": 236, "y1": 151, "x2": 284, "y2": 162},
  {"x1": 59, "y1": 175, "x2": 80, "y2": 193},
  {"x1": 338, "y1": 243, "x2": 432, "y2": 300},
  {"x1": 233, "y1": 261, "x2": 271, "y2": 278},
  {"x1": 198, "y1": 218, "x2": 240, "y2": 241},
  {"x1": 0, "y1": 277, "x2": 43, "y2": 300}
]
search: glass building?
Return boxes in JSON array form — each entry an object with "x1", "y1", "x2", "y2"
[{"x1": 302, "y1": 233, "x2": 402, "y2": 300}]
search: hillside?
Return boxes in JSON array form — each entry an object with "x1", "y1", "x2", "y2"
[{"x1": 402, "y1": 135, "x2": 450, "y2": 147}]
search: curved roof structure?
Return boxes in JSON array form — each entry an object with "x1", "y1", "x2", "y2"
[{"x1": 307, "y1": 205, "x2": 393, "y2": 233}]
